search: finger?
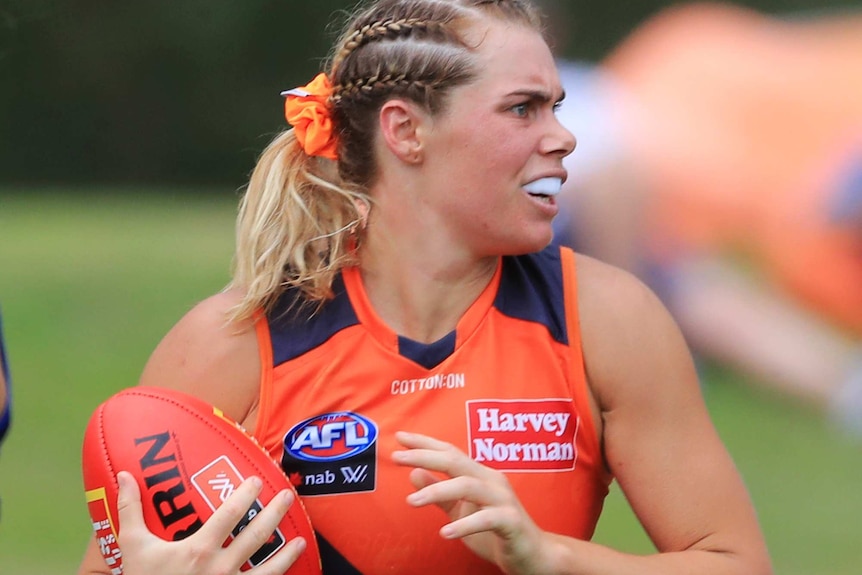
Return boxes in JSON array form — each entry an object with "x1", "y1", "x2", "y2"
[
  {"x1": 250, "y1": 536, "x2": 308, "y2": 575},
  {"x1": 406, "y1": 475, "x2": 499, "y2": 510},
  {"x1": 407, "y1": 468, "x2": 461, "y2": 515},
  {"x1": 196, "y1": 476, "x2": 264, "y2": 543},
  {"x1": 440, "y1": 506, "x2": 519, "y2": 540},
  {"x1": 392, "y1": 431, "x2": 463, "y2": 473},
  {"x1": 116, "y1": 470, "x2": 146, "y2": 540},
  {"x1": 394, "y1": 430, "x2": 451, "y2": 451},
  {"x1": 393, "y1": 439, "x2": 489, "y2": 480},
  {"x1": 228, "y1": 488, "x2": 294, "y2": 564}
]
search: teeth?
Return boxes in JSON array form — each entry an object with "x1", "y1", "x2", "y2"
[{"x1": 524, "y1": 177, "x2": 562, "y2": 196}]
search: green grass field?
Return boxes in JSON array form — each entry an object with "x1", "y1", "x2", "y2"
[{"x1": 0, "y1": 190, "x2": 859, "y2": 574}]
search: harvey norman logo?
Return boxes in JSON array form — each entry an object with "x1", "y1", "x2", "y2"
[{"x1": 467, "y1": 399, "x2": 578, "y2": 472}]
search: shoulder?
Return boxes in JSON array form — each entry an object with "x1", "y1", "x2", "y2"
[
  {"x1": 574, "y1": 252, "x2": 660, "y2": 317},
  {"x1": 139, "y1": 289, "x2": 262, "y2": 424},
  {"x1": 573, "y1": 253, "x2": 697, "y2": 412}
]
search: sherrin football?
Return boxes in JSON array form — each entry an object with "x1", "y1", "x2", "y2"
[{"x1": 81, "y1": 385, "x2": 321, "y2": 575}]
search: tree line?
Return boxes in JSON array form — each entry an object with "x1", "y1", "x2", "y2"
[{"x1": 0, "y1": 0, "x2": 854, "y2": 187}]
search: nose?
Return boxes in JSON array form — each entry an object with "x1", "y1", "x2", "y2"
[{"x1": 542, "y1": 115, "x2": 576, "y2": 158}]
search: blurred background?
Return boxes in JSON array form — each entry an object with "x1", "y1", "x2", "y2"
[{"x1": 1, "y1": 1, "x2": 861, "y2": 574}]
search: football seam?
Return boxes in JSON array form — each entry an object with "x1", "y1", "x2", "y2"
[{"x1": 96, "y1": 403, "x2": 121, "y2": 509}]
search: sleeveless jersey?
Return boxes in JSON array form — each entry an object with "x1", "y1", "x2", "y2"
[{"x1": 252, "y1": 246, "x2": 611, "y2": 574}]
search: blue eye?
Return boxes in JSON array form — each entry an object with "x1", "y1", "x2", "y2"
[
  {"x1": 553, "y1": 101, "x2": 563, "y2": 113},
  {"x1": 512, "y1": 103, "x2": 530, "y2": 117}
]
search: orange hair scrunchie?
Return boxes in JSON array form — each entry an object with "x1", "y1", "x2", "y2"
[{"x1": 282, "y1": 73, "x2": 339, "y2": 160}]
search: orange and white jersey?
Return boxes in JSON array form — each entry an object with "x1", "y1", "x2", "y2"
[{"x1": 252, "y1": 246, "x2": 611, "y2": 574}]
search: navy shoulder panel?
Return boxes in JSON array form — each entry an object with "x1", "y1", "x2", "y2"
[
  {"x1": 494, "y1": 246, "x2": 568, "y2": 345},
  {"x1": 268, "y1": 275, "x2": 360, "y2": 367}
]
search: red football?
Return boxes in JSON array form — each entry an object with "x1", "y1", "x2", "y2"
[{"x1": 81, "y1": 385, "x2": 321, "y2": 575}]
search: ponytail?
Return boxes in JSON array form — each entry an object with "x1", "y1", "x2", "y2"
[{"x1": 227, "y1": 129, "x2": 368, "y2": 323}]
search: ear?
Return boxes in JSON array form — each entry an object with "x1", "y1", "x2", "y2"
[{"x1": 379, "y1": 99, "x2": 425, "y2": 164}]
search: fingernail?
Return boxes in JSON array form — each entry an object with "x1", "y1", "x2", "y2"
[
  {"x1": 440, "y1": 525, "x2": 455, "y2": 539},
  {"x1": 296, "y1": 536, "x2": 307, "y2": 552},
  {"x1": 250, "y1": 476, "x2": 262, "y2": 488},
  {"x1": 116, "y1": 471, "x2": 130, "y2": 488}
]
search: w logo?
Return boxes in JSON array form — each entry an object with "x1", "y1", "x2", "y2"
[
  {"x1": 191, "y1": 456, "x2": 243, "y2": 510},
  {"x1": 340, "y1": 464, "x2": 368, "y2": 484},
  {"x1": 207, "y1": 472, "x2": 236, "y2": 502}
]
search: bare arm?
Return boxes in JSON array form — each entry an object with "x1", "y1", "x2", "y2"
[
  {"x1": 554, "y1": 254, "x2": 772, "y2": 574},
  {"x1": 137, "y1": 289, "x2": 262, "y2": 424}
]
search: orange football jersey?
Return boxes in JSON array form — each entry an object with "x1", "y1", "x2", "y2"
[{"x1": 252, "y1": 246, "x2": 611, "y2": 573}]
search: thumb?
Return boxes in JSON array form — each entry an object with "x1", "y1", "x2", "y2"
[{"x1": 116, "y1": 470, "x2": 145, "y2": 537}]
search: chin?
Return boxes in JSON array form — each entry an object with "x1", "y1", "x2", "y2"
[{"x1": 505, "y1": 232, "x2": 554, "y2": 256}]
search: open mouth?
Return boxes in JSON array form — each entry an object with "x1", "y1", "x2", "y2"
[{"x1": 524, "y1": 177, "x2": 563, "y2": 201}]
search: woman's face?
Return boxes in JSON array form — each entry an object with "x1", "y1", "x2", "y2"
[{"x1": 419, "y1": 20, "x2": 576, "y2": 256}]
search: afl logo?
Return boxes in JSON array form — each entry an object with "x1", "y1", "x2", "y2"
[{"x1": 284, "y1": 412, "x2": 378, "y2": 462}]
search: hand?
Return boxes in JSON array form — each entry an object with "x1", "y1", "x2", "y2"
[
  {"x1": 392, "y1": 432, "x2": 553, "y2": 575},
  {"x1": 115, "y1": 470, "x2": 308, "y2": 575}
]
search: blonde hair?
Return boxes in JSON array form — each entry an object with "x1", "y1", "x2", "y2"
[{"x1": 228, "y1": 0, "x2": 545, "y2": 322}]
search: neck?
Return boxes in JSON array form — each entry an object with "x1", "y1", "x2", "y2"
[{"x1": 358, "y1": 230, "x2": 498, "y2": 344}]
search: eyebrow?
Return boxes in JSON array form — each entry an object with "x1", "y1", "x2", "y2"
[{"x1": 507, "y1": 88, "x2": 567, "y2": 104}]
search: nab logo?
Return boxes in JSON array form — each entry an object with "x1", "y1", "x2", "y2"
[
  {"x1": 281, "y1": 412, "x2": 378, "y2": 496},
  {"x1": 285, "y1": 412, "x2": 377, "y2": 462}
]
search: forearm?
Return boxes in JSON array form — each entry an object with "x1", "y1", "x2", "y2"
[{"x1": 542, "y1": 534, "x2": 772, "y2": 575}]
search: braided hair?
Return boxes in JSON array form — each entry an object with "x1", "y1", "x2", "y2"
[
  {"x1": 229, "y1": 0, "x2": 545, "y2": 321},
  {"x1": 329, "y1": 0, "x2": 542, "y2": 187}
]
